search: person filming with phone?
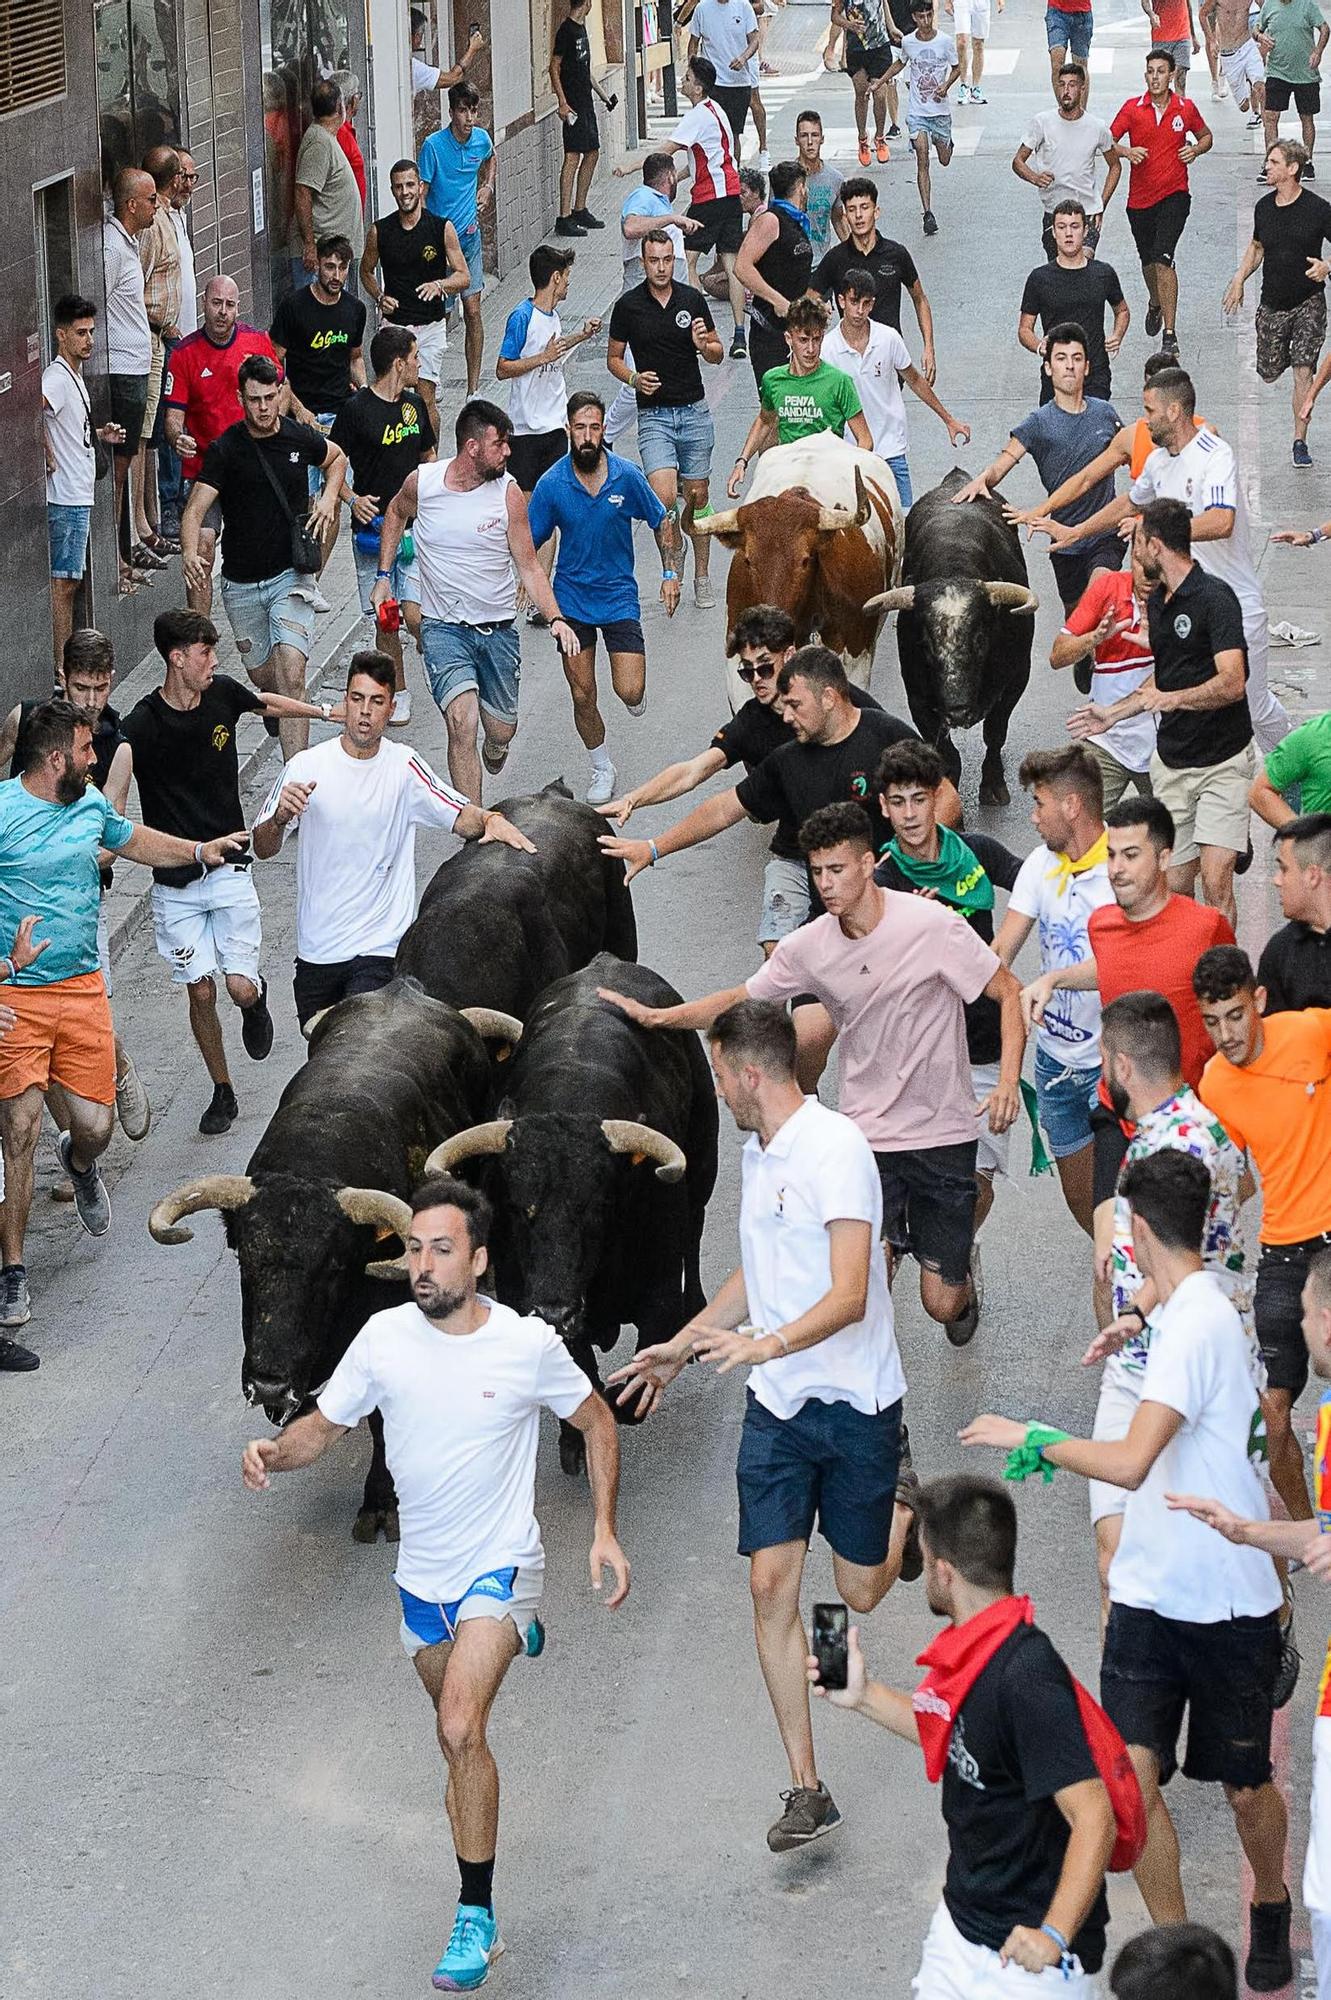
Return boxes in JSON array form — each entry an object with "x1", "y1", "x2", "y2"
[{"x1": 608, "y1": 998, "x2": 916, "y2": 1856}]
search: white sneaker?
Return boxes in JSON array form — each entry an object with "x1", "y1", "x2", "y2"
[
  {"x1": 390, "y1": 689, "x2": 412, "y2": 726},
  {"x1": 585, "y1": 762, "x2": 617, "y2": 807},
  {"x1": 756, "y1": 150, "x2": 771, "y2": 172},
  {"x1": 694, "y1": 577, "x2": 717, "y2": 611},
  {"x1": 625, "y1": 694, "x2": 647, "y2": 717},
  {"x1": 115, "y1": 1053, "x2": 151, "y2": 1141},
  {"x1": 1212, "y1": 78, "x2": 1228, "y2": 99},
  {"x1": 304, "y1": 583, "x2": 333, "y2": 613}
]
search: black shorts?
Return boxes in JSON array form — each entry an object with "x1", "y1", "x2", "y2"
[
  {"x1": 109, "y1": 372, "x2": 149, "y2": 456},
  {"x1": 1255, "y1": 1237, "x2": 1331, "y2": 1397},
  {"x1": 1100, "y1": 1601, "x2": 1280, "y2": 1790},
  {"x1": 736, "y1": 1387, "x2": 902, "y2": 1564},
  {"x1": 1091, "y1": 1102, "x2": 1130, "y2": 1211},
  {"x1": 712, "y1": 83, "x2": 753, "y2": 145},
  {"x1": 847, "y1": 37, "x2": 895, "y2": 79},
  {"x1": 1127, "y1": 191, "x2": 1191, "y2": 270},
  {"x1": 561, "y1": 102, "x2": 599, "y2": 155},
  {"x1": 506, "y1": 428, "x2": 567, "y2": 495},
  {"x1": 688, "y1": 193, "x2": 745, "y2": 258},
  {"x1": 1050, "y1": 537, "x2": 1125, "y2": 613},
  {"x1": 1265, "y1": 76, "x2": 1321, "y2": 114},
  {"x1": 566, "y1": 615, "x2": 646, "y2": 657},
  {"x1": 874, "y1": 1139, "x2": 978, "y2": 1286},
  {"x1": 748, "y1": 317, "x2": 788, "y2": 387},
  {"x1": 293, "y1": 953, "x2": 396, "y2": 1029}
]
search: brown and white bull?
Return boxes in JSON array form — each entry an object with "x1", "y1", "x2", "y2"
[{"x1": 696, "y1": 433, "x2": 903, "y2": 706}]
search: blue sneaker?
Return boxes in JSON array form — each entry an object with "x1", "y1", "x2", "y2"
[
  {"x1": 432, "y1": 1905, "x2": 503, "y2": 1991},
  {"x1": 524, "y1": 1615, "x2": 545, "y2": 1658}
]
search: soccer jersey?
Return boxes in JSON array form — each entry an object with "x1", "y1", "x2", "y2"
[
  {"x1": 165, "y1": 325, "x2": 281, "y2": 482},
  {"x1": 1317, "y1": 1391, "x2": 1331, "y2": 1717}
]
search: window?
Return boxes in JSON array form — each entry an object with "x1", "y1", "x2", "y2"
[
  {"x1": 94, "y1": 0, "x2": 181, "y2": 194},
  {"x1": 0, "y1": 0, "x2": 67, "y2": 118}
]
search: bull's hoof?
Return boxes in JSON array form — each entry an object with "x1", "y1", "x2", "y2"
[
  {"x1": 979, "y1": 773, "x2": 1010, "y2": 808},
  {"x1": 558, "y1": 1429, "x2": 587, "y2": 1477},
  {"x1": 352, "y1": 1505, "x2": 400, "y2": 1544},
  {"x1": 612, "y1": 1393, "x2": 646, "y2": 1426}
]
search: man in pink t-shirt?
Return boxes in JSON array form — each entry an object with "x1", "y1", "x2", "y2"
[{"x1": 600, "y1": 799, "x2": 1025, "y2": 1339}]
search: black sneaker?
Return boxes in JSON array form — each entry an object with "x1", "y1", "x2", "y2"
[
  {"x1": 887, "y1": 121, "x2": 901, "y2": 137},
  {"x1": 572, "y1": 208, "x2": 605, "y2": 229},
  {"x1": 200, "y1": 1082, "x2": 238, "y2": 1135},
  {"x1": 766, "y1": 1781, "x2": 842, "y2": 1852},
  {"x1": 482, "y1": 737, "x2": 510, "y2": 776},
  {"x1": 241, "y1": 978, "x2": 274, "y2": 1061},
  {"x1": 1245, "y1": 1892, "x2": 1293, "y2": 1992},
  {"x1": 945, "y1": 1244, "x2": 983, "y2": 1347},
  {"x1": 729, "y1": 330, "x2": 748, "y2": 359},
  {"x1": 1236, "y1": 834, "x2": 1255, "y2": 877},
  {"x1": 554, "y1": 215, "x2": 587, "y2": 237},
  {"x1": 0, "y1": 1334, "x2": 38, "y2": 1371},
  {"x1": 1145, "y1": 303, "x2": 1163, "y2": 338},
  {"x1": 1161, "y1": 330, "x2": 1180, "y2": 358},
  {"x1": 1306, "y1": 161, "x2": 1317, "y2": 179},
  {"x1": 1273, "y1": 1615, "x2": 1301, "y2": 1709},
  {"x1": 896, "y1": 1457, "x2": 923, "y2": 1583},
  {"x1": 922, "y1": 208, "x2": 938, "y2": 236},
  {"x1": 0, "y1": 1262, "x2": 31, "y2": 1328}
]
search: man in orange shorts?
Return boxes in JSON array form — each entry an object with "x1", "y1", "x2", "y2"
[{"x1": 0, "y1": 699, "x2": 246, "y2": 1352}]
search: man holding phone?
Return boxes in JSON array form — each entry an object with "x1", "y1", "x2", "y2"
[{"x1": 609, "y1": 999, "x2": 915, "y2": 1856}]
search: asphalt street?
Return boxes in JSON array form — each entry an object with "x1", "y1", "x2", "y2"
[{"x1": 8, "y1": 2, "x2": 1331, "y2": 1993}]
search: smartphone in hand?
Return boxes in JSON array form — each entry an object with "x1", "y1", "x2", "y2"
[{"x1": 812, "y1": 1602, "x2": 849, "y2": 1691}]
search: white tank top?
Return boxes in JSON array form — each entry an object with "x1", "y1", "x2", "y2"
[{"x1": 414, "y1": 459, "x2": 517, "y2": 625}]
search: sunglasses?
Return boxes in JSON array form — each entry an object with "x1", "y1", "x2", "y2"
[{"x1": 737, "y1": 660, "x2": 777, "y2": 683}]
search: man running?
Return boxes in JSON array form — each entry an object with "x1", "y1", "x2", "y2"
[
  {"x1": 637, "y1": 56, "x2": 747, "y2": 357},
  {"x1": 418, "y1": 82, "x2": 496, "y2": 396},
  {"x1": 949, "y1": 0, "x2": 1002, "y2": 103},
  {"x1": 1018, "y1": 201, "x2": 1129, "y2": 406},
  {"x1": 1013, "y1": 62, "x2": 1122, "y2": 260},
  {"x1": 243, "y1": 1173, "x2": 630, "y2": 1994},
  {"x1": 823, "y1": 268, "x2": 968, "y2": 508},
  {"x1": 1110, "y1": 49, "x2": 1212, "y2": 357},
  {"x1": 833, "y1": 0, "x2": 897, "y2": 164},
  {"x1": 1057, "y1": 544, "x2": 1157, "y2": 805},
  {"x1": 1199, "y1": 0, "x2": 1268, "y2": 126},
  {"x1": 794, "y1": 109, "x2": 846, "y2": 257},
  {"x1": 732, "y1": 159, "x2": 816, "y2": 388},
  {"x1": 885, "y1": 0, "x2": 961, "y2": 236},
  {"x1": 359, "y1": 159, "x2": 470, "y2": 431},
  {"x1": 252, "y1": 652, "x2": 534, "y2": 1027},
  {"x1": 813, "y1": 177, "x2": 938, "y2": 379},
  {"x1": 526, "y1": 392, "x2": 682, "y2": 805},
  {"x1": 1224, "y1": 138, "x2": 1331, "y2": 469},
  {"x1": 728, "y1": 295, "x2": 873, "y2": 496}
]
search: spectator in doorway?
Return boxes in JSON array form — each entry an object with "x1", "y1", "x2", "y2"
[
  {"x1": 419, "y1": 81, "x2": 496, "y2": 396},
  {"x1": 333, "y1": 72, "x2": 367, "y2": 209},
  {"x1": 410, "y1": 7, "x2": 484, "y2": 100},
  {"x1": 291, "y1": 79, "x2": 365, "y2": 289},
  {"x1": 42, "y1": 296, "x2": 121, "y2": 675},
  {"x1": 101, "y1": 167, "x2": 157, "y2": 597},
  {"x1": 135, "y1": 145, "x2": 184, "y2": 565},
  {"x1": 158, "y1": 150, "x2": 199, "y2": 539}
]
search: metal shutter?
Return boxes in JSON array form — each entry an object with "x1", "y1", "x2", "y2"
[{"x1": 0, "y1": 0, "x2": 67, "y2": 118}]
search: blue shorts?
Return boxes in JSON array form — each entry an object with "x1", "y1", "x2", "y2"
[
  {"x1": 1033, "y1": 1042, "x2": 1102, "y2": 1159},
  {"x1": 885, "y1": 453, "x2": 912, "y2": 510},
  {"x1": 637, "y1": 401, "x2": 715, "y2": 481},
  {"x1": 220, "y1": 568, "x2": 317, "y2": 665},
  {"x1": 309, "y1": 414, "x2": 337, "y2": 498},
  {"x1": 421, "y1": 617, "x2": 521, "y2": 724},
  {"x1": 352, "y1": 529, "x2": 421, "y2": 615},
  {"x1": 737, "y1": 1388, "x2": 902, "y2": 1566},
  {"x1": 1046, "y1": 3, "x2": 1093, "y2": 56},
  {"x1": 397, "y1": 1564, "x2": 544, "y2": 1657},
  {"x1": 48, "y1": 503, "x2": 92, "y2": 581},
  {"x1": 450, "y1": 223, "x2": 485, "y2": 301},
  {"x1": 907, "y1": 113, "x2": 953, "y2": 149},
  {"x1": 567, "y1": 615, "x2": 646, "y2": 657}
]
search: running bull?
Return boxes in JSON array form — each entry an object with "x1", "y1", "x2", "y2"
[
  {"x1": 866, "y1": 468, "x2": 1038, "y2": 808},
  {"x1": 147, "y1": 979, "x2": 520, "y2": 1541},
  {"x1": 395, "y1": 780, "x2": 637, "y2": 1012},
  {"x1": 424, "y1": 955, "x2": 718, "y2": 1476}
]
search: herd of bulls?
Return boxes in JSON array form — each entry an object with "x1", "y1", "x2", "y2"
[{"x1": 147, "y1": 784, "x2": 718, "y2": 1534}]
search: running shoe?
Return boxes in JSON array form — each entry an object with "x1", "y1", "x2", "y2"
[
  {"x1": 1273, "y1": 1612, "x2": 1301, "y2": 1709},
  {"x1": 390, "y1": 689, "x2": 412, "y2": 725},
  {"x1": 1305, "y1": 161, "x2": 1317, "y2": 179},
  {"x1": 0, "y1": 1334, "x2": 38, "y2": 1371},
  {"x1": 729, "y1": 330, "x2": 748, "y2": 359},
  {"x1": 199, "y1": 1082, "x2": 238, "y2": 1136},
  {"x1": 585, "y1": 762, "x2": 617, "y2": 807},
  {"x1": 1145, "y1": 303, "x2": 1163, "y2": 338},
  {"x1": 875, "y1": 137, "x2": 890, "y2": 162},
  {"x1": 1294, "y1": 438, "x2": 1313, "y2": 468},
  {"x1": 694, "y1": 577, "x2": 717, "y2": 610},
  {"x1": 524, "y1": 1615, "x2": 546, "y2": 1657},
  {"x1": 56, "y1": 1131, "x2": 110, "y2": 1237},
  {"x1": 756, "y1": 150, "x2": 770, "y2": 172},
  {"x1": 922, "y1": 209, "x2": 938, "y2": 235},
  {"x1": 767, "y1": 1782, "x2": 842, "y2": 1853},
  {"x1": 1247, "y1": 110, "x2": 1264, "y2": 126},
  {"x1": 969, "y1": 84, "x2": 986, "y2": 101},
  {"x1": 241, "y1": 977, "x2": 274, "y2": 1061},
  {"x1": 115, "y1": 1053, "x2": 152, "y2": 1141},
  {"x1": 626, "y1": 694, "x2": 647, "y2": 717},
  {"x1": 1160, "y1": 330, "x2": 1179, "y2": 357},
  {"x1": 1212, "y1": 77, "x2": 1228, "y2": 99},
  {"x1": 1245, "y1": 1892, "x2": 1293, "y2": 1992},
  {"x1": 572, "y1": 208, "x2": 605, "y2": 229},
  {"x1": 482, "y1": 737, "x2": 510, "y2": 776},
  {"x1": 432, "y1": 1905, "x2": 504, "y2": 1992},
  {"x1": 858, "y1": 138, "x2": 871, "y2": 166},
  {"x1": 0, "y1": 1263, "x2": 31, "y2": 1328}
]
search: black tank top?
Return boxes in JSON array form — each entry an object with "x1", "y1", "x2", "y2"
[
  {"x1": 750, "y1": 208, "x2": 815, "y2": 333},
  {"x1": 375, "y1": 209, "x2": 451, "y2": 327}
]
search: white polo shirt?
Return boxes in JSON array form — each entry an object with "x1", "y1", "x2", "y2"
[
  {"x1": 822, "y1": 321, "x2": 912, "y2": 461},
  {"x1": 102, "y1": 216, "x2": 152, "y2": 374},
  {"x1": 739, "y1": 1097, "x2": 906, "y2": 1422}
]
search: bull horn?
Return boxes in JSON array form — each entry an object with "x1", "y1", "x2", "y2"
[
  {"x1": 423, "y1": 1120, "x2": 514, "y2": 1177},
  {"x1": 816, "y1": 469, "x2": 873, "y2": 537},
  {"x1": 335, "y1": 1186, "x2": 415, "y2": 1281},
  {"x1": 982, "y1": 581, "x2": 1039, "y2": 614},
  {"x1": 863, "y1": 585, "x2": 916, "y2": 615},
  {"x1": 601, "y1": 1118, "x2": 687, "y2": 1185},
  {"x1": 149, "y1": 1174, "x2": 255, "y2": 1246},
  {"x1": 692, "y1": 506, "x2": 741, "y2": 537},
  {"x1": 301, "y1": 1006, "x2": 332, "y2": 1042},
  {"x1": 460, "y1": 1007, "x2": 524, "y2": 1046}
]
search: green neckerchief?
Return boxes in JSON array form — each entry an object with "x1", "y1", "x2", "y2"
[
  {"x1": 886, "y1": 825, "x2": 995, "y2": 914},
  {"x1": 1022, "y1": 1078, "x2": 1054, "y2": 1178},
  {"x1": 1003, "y1": 1423, "x2": 1071, "y2": 1486}
]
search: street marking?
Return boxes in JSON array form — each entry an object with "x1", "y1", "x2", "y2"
[
  {"x1": 978, "y1": 47, "x2": 1020, "y2": 73},
  {"x1": 1087, "y1": 46, "x2": 1116, "y2": 74},
  {"x1": 948, "y1": 124, "x2": 984, "y2": 155}
]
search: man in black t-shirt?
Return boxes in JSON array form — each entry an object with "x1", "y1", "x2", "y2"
[
  {"x1": 596, "y1": 603, "x2": 881, "y2": 950},
  {"x1": 1224, "y1": 141, "x2": 1331, "y2": 468},
  {"x1": 359, "y1": 163, "x2": 468, "y2": 429},
  {"x1": 330, "y1": 325, "x2": 437, "y2": 723},
  {"x1": 1019, "y1": 201, "x2": 1128, "y2": 405},
  {"x1": 1258, "y1": 812, "x2": 1331, "y2": 1009},
  {"x1": 182, "y1": 353, "x2": 346, "y2": 761},
  {"x1": 813, "y1": 1474, "x2": 1114, "y2": 1992},
  {"x1": 607, "y1": 231, "x2": 724, "y2": 609},
  {"x1": 1085, "y1": 501, "x2": 1252, "y2": 928},
  {"x1": 553, "y1": 0, "x2": 608, "y2": 236},
  {"x1": 813, "y1": 177, "x2": 937, "y2": 378},
  {"x1": 270, "y1": 233, "x2": 366, "y2": 597},
  {"x1": 123, "y1": 608, "x2": 340, "y2": 1137}
]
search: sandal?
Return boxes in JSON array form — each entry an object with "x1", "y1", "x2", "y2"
[
  {"x1": 143, "y1": 530, "x2": 181, "y2": 556},
  {"x1": 130, "y1": 541, "x2": 169, "y2": 570},
  {"x1": 115, "y1": 570, "x2": 141, "y2": 599}
]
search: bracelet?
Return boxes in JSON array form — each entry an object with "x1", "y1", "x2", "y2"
[
  {"x1": 0, "y1": 957, "x2": 13, "y2": 984},
  {"x1": 629, "y1": 370, "x2": 637, "y2": 388},
  {"x1": 648, "y1": 839, "x2": 659, "y2": 866},
  {"x1": 769, "y1": 1328, "x2": 791, "y2": 1357},
  {"x1": 1041, "y1": 1924, "x2": 1070, "y2": 1954},
  {"x1": 1123, "y1": 1303, "x2": 1147, "y2": 1326},
  {"x1": 662, "y1": 570, "x2": 678, "y2": 581},
  {"x1": 1312, "y1": 528, "x2": 1326, "y2": 546},
  {"x1": 193, "y1": 841, "x2": 206, "y2": 866},
  {"x1": 376, "y1": 568, "x2": 391, "y2": 578}
]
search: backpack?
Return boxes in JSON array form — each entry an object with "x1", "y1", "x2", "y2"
[{"x1": 1070, "y1": 1677, "x2": 1147, "y2": 1872}]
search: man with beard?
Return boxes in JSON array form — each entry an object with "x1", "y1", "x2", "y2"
[
  {"x1": 270, "y1": 234, "x2": 366, "y2": 606},
  {"x1": 526, "y1": 393, "x2": 681, "y2": 806},
  {"x1": 359, "y1": 160, "x2": 470, "y2": 432},
  {"x1": 0, "y1": 700, "x2": 247, "y2": 1338},
  {"x1": 243, "y1": 1174, "x2": 630, "y2": 1994}
]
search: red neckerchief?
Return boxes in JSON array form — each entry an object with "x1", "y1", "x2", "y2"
[{"x1": 913, "y1": 1595, "x2": 1034, "y2": 1783}]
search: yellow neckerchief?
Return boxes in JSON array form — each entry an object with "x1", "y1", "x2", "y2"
[{"x1": 1046, "y1": 830, "x2": 1108, "y2": 896}]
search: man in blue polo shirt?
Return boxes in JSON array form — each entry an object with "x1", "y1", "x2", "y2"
[
  {"x1": 526, "y1": 390, "x2": 683, "y2": 804},
  {"x1": 418, "y1": 81, "x2": 496, "y2": 397}
]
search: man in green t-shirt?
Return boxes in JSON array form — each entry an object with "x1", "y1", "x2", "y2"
[
  {"x1": 726, "y1": 294, "x2": 873, "y2": 496},
  {"x1": 1256, "y1": 0, "x2": 1329, "y2": 163},
  {"x1": 1250, "y1": 707, "x2": 1331, "y2": 825}
]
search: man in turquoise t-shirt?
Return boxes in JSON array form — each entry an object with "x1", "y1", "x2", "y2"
[
  {"x1": 1257, "y1": 0, "x2": 1329, "y2": 163},
  {"x1": 726, "y1": 295, "x2": 873, "y2": 495},
  {"x1": 1251, "y1": 709, "x2": 1331, "y2": 826},
  {"x1": 418, "y1": 82, "x2": 496, "y2": 394}
]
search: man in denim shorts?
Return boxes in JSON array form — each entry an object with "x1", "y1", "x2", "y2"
[
  {"x1": 372, "y1": 398, "x2": 579, "y2": 801},
  {"x1": 1046, "y1": 0, "x2": 1094, "y2": 85}
]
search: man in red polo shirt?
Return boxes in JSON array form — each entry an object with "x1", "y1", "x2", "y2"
[{"x1": 1110, "y1": 47, "x2": 1212, "y2": 358}]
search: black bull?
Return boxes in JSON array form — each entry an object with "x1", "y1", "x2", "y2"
[
  {"x1": 147, "y1": 979, "x2": 503, "y2": 1542},
  {"x1": 424, "y1": 956, "x2": 719, "y2": 1475},
  {"x1": 869, "y1": 469, "x2": 1039, "y2": 808}
]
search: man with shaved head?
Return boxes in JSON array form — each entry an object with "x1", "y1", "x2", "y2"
[
  {"x1": 134, "y1": 146, "x2": 183, "y2": 559},
  {"x1": 101, "y1": 167, "x2": 157, "y2": 593},
  {"x1": 157, "y1": 149, "x2": 199, "y2": 538}
]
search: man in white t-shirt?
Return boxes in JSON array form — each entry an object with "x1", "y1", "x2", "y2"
[
  {"x1": 252, "y1": 651, "x2": 535, "y2": 1026},
  {"x1": 610, "y1": 999, "x2": 914, "y2": 1858},
  {"x1": 495, "y1": 244, "x2": 601, "y2": 501},
  {"x1": 822, "y1": 266, "x2": 969, "y2": 510},
  {"x1": 963, "y1": 1148, "x2": 1293, "y2": 1995},
  {"x1": 687, "y1": 0, "x2": 762, "y2": 159},
  {"x1": 410, "y1": 7, "x2": 484, "y2": 100},
  {"x1": 1012, "y1": 63, "x2": 1122, "y2": 259},
  {"x1": 885, "y1": 0, "x2": 961, "y2": 236},
  {"x1": 243, "y1": 1172, "x2": 630, "y2": 1995},
  {"x1": 43, "y1": 295, "x2": 119, "y2": 675},
  {"x1": 995, "y1": 745, "x2": 1112, "y2": 1246}
]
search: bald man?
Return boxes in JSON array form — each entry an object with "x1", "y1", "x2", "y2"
[
  {"x1": 163, "y1": 277, "x2": 312, "y2": 611},
  {"x1": 102, "y1": 167, "x2": 157, "y2": 593},
  {"x1": 135, "y1": 145, "x2": 184, "y2": 554}
]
